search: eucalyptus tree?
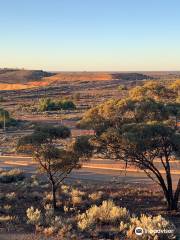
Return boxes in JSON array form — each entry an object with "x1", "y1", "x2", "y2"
[
  {"x1": 17, "y1": 125, "x2": 93, "y2": 210},
  {"x1": 79, "y1": 82, "x2": 180, "y2": 210}
]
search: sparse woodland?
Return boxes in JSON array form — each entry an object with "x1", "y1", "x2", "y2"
[{"x1": 0, "y1": 78, "x2": 179, "y2": 239}]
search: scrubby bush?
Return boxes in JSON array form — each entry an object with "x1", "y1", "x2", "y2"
[
  {"x1": 38, "y1": 98, "x2": 57, "y2": 111},
  {"x1": 88, "y1": 191, "x2": 103, "y2": 201},
  {"x1": 44, "y1": 204, "x2": 54, "y2": 225},
  {"x1": 0, "y1": 215, "x2": 14, "y2": 222},
  {"x1": 0, "y1": 168, "x2": 25, "y2": 183},
  {"x1": 61, "y1": 184, "x2": 70, "y2": 194},
  {"x1": 72, "y1": 195, "x2": 83, "y2": 206},
  {"x1": 77, "y1": 200, "x2": 175, "y2": 239},
  {"x1": 59, "y1": 100, "x2": 76, "y2": 110},
  {"x1": 43, "y1": 192, "x2": 53, "y2": 203},
  {"x1": 17, "y1": 103, "x2": 37, "y2": 113},
  {"x1": 0, "y1": 96, "x2": 5, "y2": 102},
  {"x1": 71, "y1": 188, "x2": 85, "y2": 198},
  {"x1": 3, "y1": 204, "x2": 12, "y2": 212},
  {"x1": 6, "y1": 192, "x2": 16, "y2": 200},
  {"x1": 119, "y1": 214, "x2": 176, "y2": 240},
  {"x1": 38, "y1": 98, "x2": 76, "y2": 112},
  {"x1": 0, "y1": 108, "x2": 9, "y2": 121},
  {"x1": 118, "y1": 84, "x2": 127, "y2": 91},
  {"x1": 70, "y1": 188, "x2": 85, "y2": 206},
  {"x1": 73, "y1": 92, "x2": 81, "y2": 101},
  {"x1": 26, "y1": 205, "x2": 67, "y2": 236},
  {"x1": 77, "y1": 200, "x2": 129, "y2": 230},
  {"x1": 26, "y1": 207, "x2": 42, "y2": 226},
  {"x1": 0, "y1": 108, "x2": 18, "y2": 128}
]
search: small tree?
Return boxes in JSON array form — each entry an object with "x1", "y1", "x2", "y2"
[
  {"x1": 33, "y1": 143, "x2": 80, "y2": 209},
  {"x1": 17, "y1": 125, "x2": 71, "y2": 209},
  {"x1": 17, "y1": 126, "x2": 93, "y2": 210}
]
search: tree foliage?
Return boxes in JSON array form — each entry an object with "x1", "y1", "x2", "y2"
[
  {"x1": 70, "y1": 135, "x2": 94, "y2": 160},
  {"x1": 129, "y1": 81, "x2": 176, "y2": 102},
  {"x1": 79, "y1": 81, "x2": 180, "y2": 210},
  {"x1": 17, "y1": 125, "x2": 71, "y2": 151}
]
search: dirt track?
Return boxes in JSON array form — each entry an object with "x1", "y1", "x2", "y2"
[{"x1": 0, "y1": 155, "x2": 179, "y2": 186}]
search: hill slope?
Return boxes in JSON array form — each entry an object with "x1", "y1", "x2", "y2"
[
  {"x1": 0, "y1": 69, "x2": 53, "y2": 84},
  {"x1": 43, "y1": 72, "x2": 150, "y2": 82},
  {"x1": 0, "y1": 69, "x2": 151, "y2": 91}
]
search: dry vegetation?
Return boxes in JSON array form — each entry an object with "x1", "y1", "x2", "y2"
[
  {"x1": 0, "y1": 70, "x2": 180, "y2": 239},
  {"x1": 0, "y1": 171, "x2": 178, "y2": 239}
]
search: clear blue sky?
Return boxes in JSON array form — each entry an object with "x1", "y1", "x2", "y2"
[{"x1": 0, "y1": 0, "x2": 180, "y2": 71}]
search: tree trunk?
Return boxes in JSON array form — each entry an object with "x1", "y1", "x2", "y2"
[
  {"x1": 164, "y1": 155, "x2": 179, "y2": 211},
  {"x1": 156, "y1": 172, "x2": 178, "y2": 211},
  {"x1": 166, "y1": 196, "x2": 178, "y2": 211},
  {"x1": 164, "y1": 181, "x2": 179, "y2": 211},
  {"x1": 165, "y1": 163, "x2": 174, "y2": 210},
  {"x1": 171, "y1": 179, "x2": 180, "y2": 211},
  {"x1": 160, "y1": 175, "x2": 179, "y2": 211},
  {"x1": 52, "y1": 183, "x2": 57, "y2": 210}
]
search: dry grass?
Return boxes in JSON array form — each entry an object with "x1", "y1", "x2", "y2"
[{"x1": 0, "y1": 172, "x2": 179, "y2": 239}]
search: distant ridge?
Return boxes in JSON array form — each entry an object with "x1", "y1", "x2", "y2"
[
  {"x1": 0, "y1": 69, "x2": 151, "y2": 91},
  {"x1": 0, "y1": 69, "x2": 54, "y2": 84}
]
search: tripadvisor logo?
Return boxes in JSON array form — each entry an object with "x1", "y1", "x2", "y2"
[
  {"x1": 135, "y1": 226, "x2": 175, "y2": 238},
  {"x1": 135, "y1": 227, "x2": 144, "y2": 236}
]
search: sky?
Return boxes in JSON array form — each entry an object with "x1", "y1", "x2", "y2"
[{"x1": 0, "y1": 0, "x2": 180, "y2": 71}]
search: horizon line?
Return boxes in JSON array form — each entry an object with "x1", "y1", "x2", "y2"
[{"x1": 1, "y1": 67, "x2": 180, "y2": 73}]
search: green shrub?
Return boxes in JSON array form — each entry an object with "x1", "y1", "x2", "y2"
[
  {"x1": 0, "y1": 108, "x2": 10, "y2": 121},
  {"x1": 38, "y1": 98, "x2": 76, "y2": 111},
  {"x1": 0, "y1": 96, "x2": 5, "y2": 102},
  {"x1": 38, "y1": 98, "x2": 53, "y2": 111},
  {"x1": 0, "y1": 168, "x2": 25, "y2": 183},
  {"x1": 60, "y1": 100, "x2": 76, "y2": 110},
  {"x1": 0, "y1": 108, "x2": 18, "y2": 128},
  {"x1": 0, "y1": 118, "x2": 18, "y2": 128}
]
